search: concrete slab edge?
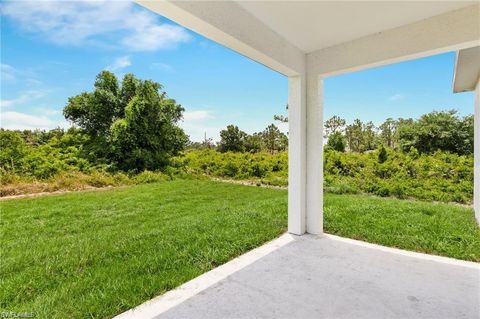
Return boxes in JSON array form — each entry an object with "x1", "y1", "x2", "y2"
[
  {"x1": 114, "y1": 233, "x2": 296, "y2": 319},
  {"x1": 323, "y1": 233, "x2": 480, "y2": 269}
]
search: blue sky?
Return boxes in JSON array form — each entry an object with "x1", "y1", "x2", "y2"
[{"x1": 0, "y1": 1, "x2": 474, "y2": 142}]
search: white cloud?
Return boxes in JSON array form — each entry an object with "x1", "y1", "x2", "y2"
[
  {"x1": 183, "y1": 110, "x2": 212, "y2": 121},
  {"x1": 0, "y1": 90, "x2": 45, "y2": 108},
  {"x1": 180, "y1": 110, "x2": 218, "y2": 141},
  {"x1": 106, "y1": 56, "x2": 131, "y2": 71},
  {"x1": 150, "y1": 62, "x2": 175, "y2": 73},
  {"x1": 123, "y1": 24, "x2": 190, "y2": 51},
  {"x1": 1, "y1": 64, "x2": 43, "y2": 86},
  {"x1": 39, "y1": 107, "x2": 61, "y2": 116},
  {"x1": 1, "y1": 64, "x2": 16, "y2": 82},
  {"x1": 1, "y1": 0, "x2": 191, "y2": 52},
  {"x1": 388, "y1": 93, "x2": 405, "y2": 101},
  {"x1": 0, "y1": 111, "x2": 58, "y2": 130},
  {"x1": 181, "y1": 122, "x2": 222, "y2": 143}
]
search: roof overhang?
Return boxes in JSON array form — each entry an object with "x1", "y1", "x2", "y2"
[
  {"x1": 136, "y1": 1, "x2": 480, "y2": 77},
  {"x1": 235, "y1": 1, "x2": 477, "y2": 54},
  {"x1": 453, "y1": 46, "x2": 480, "y2": 93}
]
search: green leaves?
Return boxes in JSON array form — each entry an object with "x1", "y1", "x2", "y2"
[
  {"x1": 397, "y1": 110, "x2": 473, "y2": 155},
  {"x1": 217, "y1": 124, "x2": 287, "y2": 154},
  {"x1": 63, "y1": 71, "x2": 187, "y2": 172}
]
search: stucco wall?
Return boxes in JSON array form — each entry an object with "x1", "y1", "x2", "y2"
[{"x1": 475, "y1": 77, "x2": 480, "y2": 223}]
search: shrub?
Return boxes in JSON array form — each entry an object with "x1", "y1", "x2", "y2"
[
  {"x1": 378, "y1": 145, "x2": 388, "y2": 163},
  {"x1": 181, "y1": 149, "x2": 472, "y2": 204},
  {"x1": 86, "y1": 172, "x2": 117, "y2": 188},
  {"x1": 133, "y1": 171, "x2": 167, "y2": 184}
]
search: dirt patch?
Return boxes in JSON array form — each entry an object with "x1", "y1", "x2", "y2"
[
  {"x1": 209, "y1": 177, "x2": 287, "y2": 190},
  {"x1": 0, "y1": 185, "x2": 121, "y2": 201}
]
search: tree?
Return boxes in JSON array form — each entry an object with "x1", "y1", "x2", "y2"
[
  {"x1": 324, "y1": 115, "x2": 346, "y2": 138},
  {"x1": 0, "y1": 129, "x2": 27, "y2": 171},
  {"x1": 363, "y1": 121, "x2": 377, "y2": 151},
  {"x1": 345, "y1": 119, "x2": 364, "y2": 152},
  {"x1": 261, "y1": 124, "x2": 287, "y2": 153},
  {"x1": 378, "y1": 145, "x2": 388, "y2": 163},
  {"x1": 217, "y1": 125, "x2": 247, "y2": 152},
  {"x1": 326, "y1": 131, "x2": 346, "y2": 152},
  {"x1": 274, "y1": 104, "x2": 288, "y2": 123},
  {"x1": 457, "y1": 114, "x2": 474, "y2": 155},
  {"x1": 64, "y1": 71, "x2": 187, "y2": 171},
  {"x1": 64, "y1": 71, "x2": 122, "y2": 136},
  {"x1": 244, "y1": 133, "x2": 264, "y2": 153},
  {"x1": 397, "y1": 110, "x2": 472, "y2": 155},
  {"x1": 395, "y1": 118, "x2": 416, "y2": 152},
  {"x1": 379, "y1": 118, "x2": 397, "y2": 148},
  {"x1": 344, "y1": 119, "x2": 376, "y2": 152}
]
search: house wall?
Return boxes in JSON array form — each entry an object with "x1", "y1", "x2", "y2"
[{"x1": 475, "y1": 77, "x2": 480, "y2": 223}]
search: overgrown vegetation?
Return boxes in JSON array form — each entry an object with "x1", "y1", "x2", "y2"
[
  {"x1": 0, "y1": 71, "x2": 474, "y2": 205},
  {"x1": 0, "y1": 128, "x2": 182, "y2": 196},
  {"x1": 180, "y1": 148, "x2": 473, "y2": 204},
  {"x1": 1, "y1": 122, "x2": 474, "y2": 203},
  {"x1": 1, "y1": 180, "x2": 478, "y2": 318}
]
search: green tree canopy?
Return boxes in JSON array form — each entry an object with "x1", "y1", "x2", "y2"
[
  {"x1": 218, "y1": 125, "x2": 247, "y2": 152},
  {"x1": 244, "y1": 133, "x2": 264, "y2": 153},
  {"x1": 379, "y1": 118, "x2": 397, "y2": 148},
  {"x1": 0, "y1": 129, "x2": 27, "y2": 171},
  {"x1": 261, "y1": 124, "x2": 288, "y2": 153},
  {"x1": 325, "y1": 115, "x2": 346, "y2": 138},
  {"x1": 326, "y1": 131, "x2": 346, "y2": 152},
  {"x1": 397, "y1": 110, "x2": 473, "y2": 155},
  {"x1": 63, "y1": 71, "x2": 187, "y2": 171}
]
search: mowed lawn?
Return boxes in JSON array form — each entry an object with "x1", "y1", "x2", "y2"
[{"x1": 1, "y1": 180, "x2": 479, "y2": 318}]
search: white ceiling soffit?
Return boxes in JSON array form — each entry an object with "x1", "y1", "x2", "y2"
[
  {"x1": 454, "y1": 46, "x2": 480, "y2": 93},
  {"x1": 236, "y1": 1, "x2": 477, "y2": 53}
]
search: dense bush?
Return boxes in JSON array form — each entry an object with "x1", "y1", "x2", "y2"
[
  {"x1": 181, "y1": 148, "x2": 473, "y2": 204},
  {"x1": 323, "y1": 148, "x2": 473, "y2": 203},
  {"x1": 179, "y1": 149, "x2": 288, "y2": 186},
  {"x1": 0, "y1": 128, "x2": 94, "y2": 179},
  {"x1": 1, "y1": 126, "x2": 473, "y2": 204},
  {"x1": 0, "y1": 129, "x2": 179, "y2": 196}
]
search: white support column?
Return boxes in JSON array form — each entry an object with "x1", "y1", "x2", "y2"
[
  {"x1": 475, "y1": 78, "x2": 480, "y2": 223},
  {"x1": 306, "y1": 75, "x2": 324, "y2": 234},
  {"x1": 288, "y1": 76, "x2": 306, "y2": 235}
]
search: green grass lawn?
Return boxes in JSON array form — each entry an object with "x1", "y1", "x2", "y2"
[{"x1": 1, "y1": 179, "x2": 479, "y2": 318}]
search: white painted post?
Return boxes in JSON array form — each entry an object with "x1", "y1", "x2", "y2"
[
  {"x1": 288, "y1": 76, "x2": 306, "y2": 235},
  {"x1": 475, "y1": 78, "x2": 480, "y2": 224},
  {"x1": 306, "y1": 75, "x2": 324, "y2": 234}
]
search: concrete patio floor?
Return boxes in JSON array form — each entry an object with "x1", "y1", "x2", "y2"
[{"x1": 117, "y1": 234, "x2": 480, "y2": 319}]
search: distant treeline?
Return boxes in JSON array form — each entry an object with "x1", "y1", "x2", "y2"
[
  {"x1": 324, "y1": 112, "x2": 473, "y2": 155},
  {"x1": 190, "y1": 110, "x2": 473, "y2": 156}
]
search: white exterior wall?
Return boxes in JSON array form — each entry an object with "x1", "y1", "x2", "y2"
[
  {"x1": 288, "y1": 74, "x2": 324, "y2": 235},
  {"x1": 288, "y1": 76, "x2": 306, "y2": 234},
  {"x1": 306, "y1": 75, "x2": 324, "y2": 234},
  {"x1": 475, "y1": 78, "x2": 480, "y2": 223}
]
